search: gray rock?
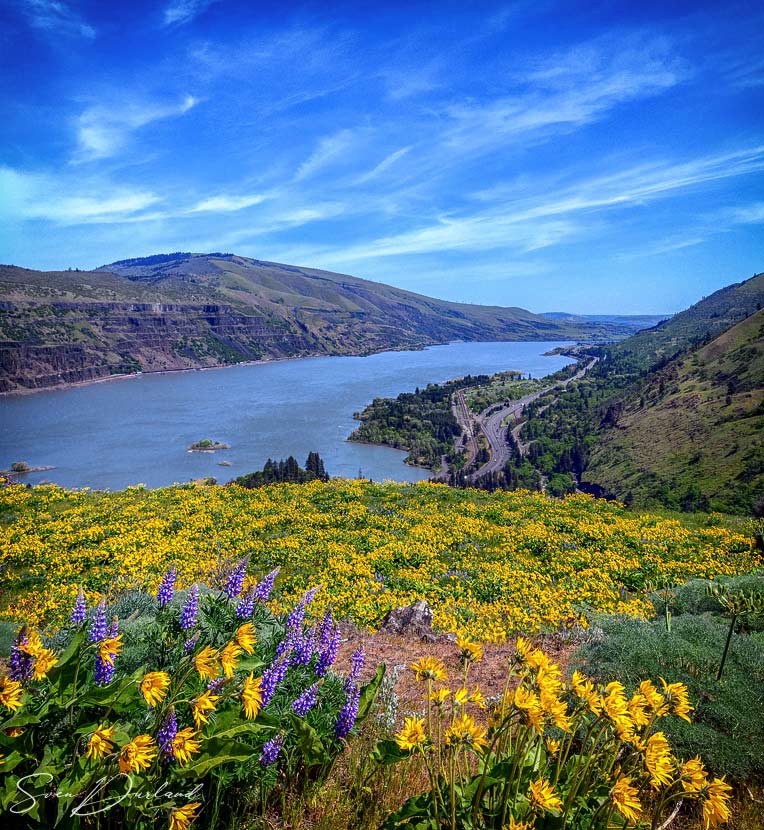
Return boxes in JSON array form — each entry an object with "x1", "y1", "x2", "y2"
[{"x1": 379, "y1": 600, "x2": 439, "y2": 641}]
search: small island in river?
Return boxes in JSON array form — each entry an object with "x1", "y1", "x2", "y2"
[{"x1": 188, "y1": 439, "x2": 230, "y2": 452}]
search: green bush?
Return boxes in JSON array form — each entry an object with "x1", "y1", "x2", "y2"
[{"x1": 574, "y1": 613, "x2": 764, "y2": 781}]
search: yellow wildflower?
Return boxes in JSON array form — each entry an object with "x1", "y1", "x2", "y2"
[
  {"x1": 430, "y1": 687, "x2": 451, "y2": 706},
  {"x1": 645, "y1": 732, "x2": 674, "y2": 789},
  {"x1": 659, "y1": 677, "x2": 693, "y2": 723},
  {"x1": 456, "y1": 636, "x2": 483, "y2": 663},
  {"x1": 220, "y1": 641, "x2": 243, "y2": 678},
  {"x1": 627, "y1": 692, "x2": 651, "y2": 728},
  {"x1": 681, "y1": 757, "x2": 708, "y2": 794},
  {"x1": 545, "y1": 738, "x2": 561, "y2": 755},
  {"x1": 528, "y1": 777, "x2": 563, "y2": 813},
  {"x1": 192, "y1": 690, "x2": 220, "y2": 729},
  {"x1": 395, "y1": 716, "x2": 427, "y2": 751},
  {"x1": 470, "y1": 686, "x2": 487, "y2": 709},
  {"x1": 118, "y1": 734, "x2": 157, "y2": 774},
  {"x1": 701, "y1": 777, "x2": 732, "y2": 830},
  {"x1": 241, "y1": 674, "x2": 263, "y2": 719},
  {"x1": 86, "y1": 724, "x2": 116, "y2": 761},
  {"x1": 141, "y1": 671, "x2": 171, "y2": 706},
  {"x1": 638, "y1": 679, "x2": 667, "y2": 715},
  {"x1": 453, "y1": 688, "x2": 470, "y2": 707},
  {"x1": 611, "y1": 775, "x2": 641, "y2": 824},
  {"x1": 445, "y1": 713, "x2": 488, "y2": 752},
  {"x1": 0, "y1": 677, "x2": 24, "y2": 711},
  {"x1": 169, "y1": 802, "x2": 202, "y2": 830},
  {"x1": 235, "y1": 623, "x2": 256, "y2": 655},
  {"x1": 410, "y1": 657, "x2": 448, "y2": 683},
  {"x1": 98, "y1": 635, "x2": 123, "y2": 666},
  {"x1": 194, "y1": 645, "x2": 219, "y2": 681},
  {"x1": 31, "y1": 647, "x2": 57, "y2": 680},
  {"x1": 171, "y1": 728, "x2": 202, "y2": 766}
]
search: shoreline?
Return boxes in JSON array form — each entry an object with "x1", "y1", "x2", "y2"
[{"x1": 0, "y1": 337, "x2": 583, "y2": 399}]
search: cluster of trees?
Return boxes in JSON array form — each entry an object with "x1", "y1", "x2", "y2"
[
  {"x1": 233, "y1": 452, "x2": 329, "y2": 488},
  {"x1": 350, "y1": 376, "x2": 491, "y2": 469}
]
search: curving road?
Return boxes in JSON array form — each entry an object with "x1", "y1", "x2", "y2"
[{"x1": 467, "y1": 358, "x2": 597, "y2": 481}]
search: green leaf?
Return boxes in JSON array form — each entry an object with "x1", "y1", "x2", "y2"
[
  {"x1": 173, "y1": 738, "x2": 256, "y2": 778},
  {"x1": 356, "y1": 663, "x2": 386, "y2": 724},
  {"x1": 370, "y1": 739, "x2": 410, "y2": 766},
  {"x1": 290, "y1": 714, "x2": 326, "y2": 766}
]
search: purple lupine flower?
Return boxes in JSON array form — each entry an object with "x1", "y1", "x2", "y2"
[
  {"x1": 303, "y1": 586, "x2": 319, "y2": 605},
  {"x1": 89, "y1": 602, "x2": 107, "y2": 643},
  {"x1": 292, "y1": 682, "x2": 320, "y2": 717},
  {"x1": 70, "y1": 590, "x2": 87, "y2": 626},
  {"x1": 157, "y1": 566, "x2": 176, "y2": 608},
  {"x1": 253, "y1": 568, "x2": 280, "y2": 602},
  {"x1": 286, "y1": 599, "x2": 307, "y2": 633},
  {"x1": 10, "y1": 631, "x2": 32, "y2": 682},
  {"x1": 344, "y1": 646, "x2": 365, "y2": 692},
  {"x1": 293, "y1": 627, "x2": 315, "y2": 667},
  {"x1": 180, "y1": 585, "x2": 199, "y2": 630},
  {"x1": 236, "y1": 588, "x2": 255, "y2": 619},
  {"x1": 317, "y1": 609, "x2": 333, "y2": 649},
  {"x1": 335, "y1": 685, "x2": 361, "y2": 739},
  {"x1": 261, "y1": 656, "x2": 289, "y2": 706},
  {"x1": 158, "y1": 709, "x2": 178, "y2": 761},
  {"x1": 94, "y1": 619, "x2": 119, "y2": 686},
  {"x1": 315, "y1": 626, "x2": 340, "y2": 677},
  {"x1": 206, "y1": 677, "x2": 226, "y2": 694},
  {"x1": 259, "y1": 734, "x2": 284, "y2": 766},
  {"x1": 183, "y1": 635, "x2": 198, "y2": 655},
  {"x1": 275, "y1": 624, "x2": 299, "y2": 660},
  {"x1": 224, "y1": 559, "x2": 248, "y2": 600}
]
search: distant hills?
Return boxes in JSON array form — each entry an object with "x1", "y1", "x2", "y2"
[{"x1": 0, "y1": 252, "x2": 635, "y2": 393}]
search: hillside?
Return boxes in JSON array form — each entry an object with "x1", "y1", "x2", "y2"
[
  {"x1": 582, "y1": 310, "x2": 764, "y2": 513},
  {"x1": 0, "y1": 253, "x2": 628, "y2": 393}
]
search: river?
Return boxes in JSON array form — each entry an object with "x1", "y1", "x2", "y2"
[{"x1": 0, "y1": 341, "x2": 575, "y2": 490}]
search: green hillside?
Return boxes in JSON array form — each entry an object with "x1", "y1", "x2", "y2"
[
  {"x1": 0, "y1": 253, "x2": 630, "y2": 393},
  {"x1": 583, "y1": 310, "x2": 764, "y2": 513}
]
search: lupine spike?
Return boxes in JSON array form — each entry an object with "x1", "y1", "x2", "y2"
[
  {"x1": 157, "y1": 566, "x2": 176, "y2": 608},
  {"x1": 259, "y1": 734, "x2": 284, "y2": 765},
  {"x1": 315, "y1": 626, "x2": 340, "y2": 677},
  {"x1": 70, "y1": 589, "x2": 87, "y2": 626},
  {"x1": 292, "y1": 682, "x2": 319, "y2": 717},
  {"x1": 261, "y1": 656, "x2": 289, "y2": 706},
  {"x1": 158, "y1": 709, "x2": 178, "y2": 760},
  {"x1": 253, "y1": 568, "x2": 280, "y2": 603},
  {"x1": 317, "y1": 609, "x2": 333, "y2": 649},
  {"x1": 236, "y1": 589, "x2": 255, "y2": 619},
  {"x1": 335, "y1": 685, "x2": 361, "y2": 739},
  {"x1": 345, "y1": 645, "x2": 365, "y2": 692},
  {"x1": 224, "y1": 559, "x2": 248, "y2": 599},
  {"x1": 89, "y1": 602, "x2": 107, "y2": 643},
  {"x1": 10, "y1": 630, "x2": 32, "y2": 682},
  {"x1": 180, "y1": 585, "x2": 199, "y2": 630}
]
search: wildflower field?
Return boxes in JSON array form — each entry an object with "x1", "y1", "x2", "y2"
[{"x1": 1, "y1": 480, "x2": 757, "y2": 638}]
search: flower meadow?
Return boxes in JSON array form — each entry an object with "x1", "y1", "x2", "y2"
[
  {"x1": 0, "y1": 566, "x2": 383, "y2": 828},
  {"x1": 0, "y1": 481, "x2": 757, "y2": 638}
]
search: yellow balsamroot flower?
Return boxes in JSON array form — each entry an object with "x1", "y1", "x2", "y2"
[
  {"x1": 86, "y1": 724, "x2": 116, "y2": 761},
  {"x1": 141, "y1": 671, "x2": 171, "y2": 706},
  {"x1": 394, "y1": 716, "x2": 427, "y2": 751},
  {"x1": 470, "y1": 686, "x2": 486, "y2": 709},
  {"x1": 169, "y1": 801, "x2": 202, "y2": 830},
  {"x1": 118, "y1": 734, "x2": 157, "y2": 774},
  {"x1": 192, "y1": 690, "x2": 220, "y2": 729},
  {"x1": 0, "y1": 677, "x2": 24, "y2": 712},
  {"x1": 515, "y1": 636, "x2": 534, "y2": 662},
  {"x1": 627, "y1": 692, "x2": 651, "y2": 728},
  {"x1": 701, "y1": 777, "x2": 732, "y2": 830},
  {"x1": 528, "y1": 777, "x2": 563, "y2": 813},
  {"x1": 241, "y1": 674, "x2": 263, "y2": 719},
  {"x1": 514, "y1": 687, "x2": 544, "y2": 733},
  {"x1": 456, "y1": 636, "x2": 483, "y2": 663},
  {"x1": 545, "y1": 738, "x2": 561, "y2": 755},
  {"x1": 171, "y1": 728, "x2": 202, "y2": 766},
  {"x1": 503, "y1": 818, "x2": 530, "y2": 830},
  {"x1": 570, "y1": 671, "x2": 602, "y2": 715},
  {"x1": 410, "y1": 656, "x2": 448, "y2": 683},
  {"x1": 659, "y1": 677, "x2": 694, "y2": 723},
  {"x1": 611, "y1": 775, "x2": 641, "y2": 824},
  {"x1": 220, "y1": 641, "x2": 243, "y2": 678},
  {"x1": 444, "y1": 713, "x2": 487, "y2": 752},
  {"x1": 453, "y1": 688, "x2": 470, "y2": 707},
  {"x1": 235, "y1": 623, "x2": 256, "y2": 655},
  {"x1": 540, "y1": 691, "x2": 572, "y2": 733},
  {"x1": 680, "y1": 757, "x2": 708, "y2": 793},
  {"x1": 601, "y1": 681, "x2": 635, "y2": 741},
  {"x1": 31, "y1": 647, "x2": 57, "y2": 680},
  {"x1": 638, "y1": 679, "x2": 667, "y2": 715},
  {"x1": 18, "y1": 630, "x2": 44, "y2": 658},
  {"x1": 430, "y1": 688, "x2": 451, "y2": 706},
  {"x1": 645, "y1": 732, "x2": 674, "y2": 789},
  {"x1": 194, "y1": 646, "x2": 219, "y2": 682},
  {"x1": 98, "y1": 635, "x2": 123, "y2": 667}
]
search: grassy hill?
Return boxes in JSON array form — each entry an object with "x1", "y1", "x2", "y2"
[
  {"x1": 583, "y1": 310, "x2": 764, "y2": 513},
  {"x1": 0, "y1": 253, "x2": 629, "y2": 392}
]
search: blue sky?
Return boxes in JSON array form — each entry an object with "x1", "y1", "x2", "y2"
[{"x1": 1, "y1": 0, "x2": 762, "y2": 313}]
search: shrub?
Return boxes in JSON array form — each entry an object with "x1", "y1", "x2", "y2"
[
  {"x1": 573, "y1": 613, "x2": 764, "y2": 782},
  {"x1": 0, "y1": 566, "x2": 383, "y2": 828}
]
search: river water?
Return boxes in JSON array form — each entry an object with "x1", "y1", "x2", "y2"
[{"x1": 0, "y1": 341, "x2": 575, "y2": 490}]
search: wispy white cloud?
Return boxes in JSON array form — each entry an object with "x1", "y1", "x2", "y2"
[
  {"x1": 354, "y1": 147, "x2": 412, "y2": 184},
  {"x1": 163, "y1": 0, "x2": 219, "y2": 27},
  {"x1": 74, "y1": 95, "x2": 198, "y2": 161},
  {"x1": 294, "y1": 130, "x2": 356, "y2": 182},
  {"x1": 188, "y1": 193, "x2": 270, "y2": 213},
  {"x1": 0, "y1": 166, "x2": 161, "y2": 224},
  {"x1": 20, "y1": 0, "x2": 95, "y2": 38}
]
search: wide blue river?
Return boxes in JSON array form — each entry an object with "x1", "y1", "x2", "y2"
[{"x1": 0, "y1": 341, "x2": 574, "y2": 490}]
